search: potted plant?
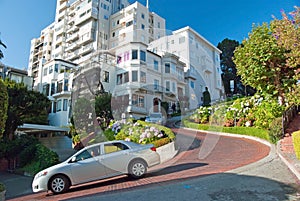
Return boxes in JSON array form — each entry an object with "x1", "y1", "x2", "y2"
[{"x1": 0, "y1": 182, "x2": 6, "y2": 201}]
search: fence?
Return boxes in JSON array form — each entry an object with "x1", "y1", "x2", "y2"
[{"x1": 282, "y1": 104, "x2": 299, "y2": 136}]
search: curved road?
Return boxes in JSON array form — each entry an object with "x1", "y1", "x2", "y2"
[{"x1": 10, "y1": 127, "x2": 295, "y2": 201}]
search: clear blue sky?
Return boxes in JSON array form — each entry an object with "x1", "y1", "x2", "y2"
[{"x1": 0, "y1": 0, "x2": 298, "y2": 69}]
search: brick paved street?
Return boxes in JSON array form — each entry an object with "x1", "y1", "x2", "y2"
[{"x1": 8, "y1": 128, "x2": 271, "y2": 201}]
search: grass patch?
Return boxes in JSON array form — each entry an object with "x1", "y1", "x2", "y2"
[
  {"x1": 292, "y1": 131, "x2": 300, "y2": 160},
  {"x1": 183, "y1": 119, "x2": 270, "y2": 142}
]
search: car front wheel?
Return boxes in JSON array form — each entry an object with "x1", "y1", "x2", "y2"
[
  {"x1": 128, "y1": 160, "x2": 147, "y2": 179},
  {"x1": 49, "y1": 175, "x2": 70, "y2": 194}
]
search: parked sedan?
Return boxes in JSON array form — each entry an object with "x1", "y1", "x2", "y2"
[
  {"x1": 145, "y1": 113, "x2": 166, "y2": 125},
  {"x1": 32, "y1": 140, "x2": 160, "y2": 194}
]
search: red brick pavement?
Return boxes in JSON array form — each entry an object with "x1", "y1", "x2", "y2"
[
  {"x1": 9, "y1": 129, "x2": 270, "y2": 201},
  {"x1": 278, "y1": 112, "x2": 300, "y2": 179}
]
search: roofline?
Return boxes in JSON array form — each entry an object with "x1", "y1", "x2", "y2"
[{"x1": 172, "y1": 26, "x2": 222, "y2": 53}]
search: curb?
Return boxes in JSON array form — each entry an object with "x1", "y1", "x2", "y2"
[{"x1": 276, "y1": 139, "x2": 300, "y2": 181}]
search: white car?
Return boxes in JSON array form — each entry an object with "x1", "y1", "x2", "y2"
[
  {"x1": 145, "y1": 113, "x2": 166, "y2": 125},
  {"x1": 32, "y1": 140, "x2": 160, "y2": 194}
]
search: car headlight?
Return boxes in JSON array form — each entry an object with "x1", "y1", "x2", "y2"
[{"x1": 35, "y1": 171, "x2": 48, "y2": 179}]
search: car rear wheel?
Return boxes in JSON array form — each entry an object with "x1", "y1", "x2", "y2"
[
  {"x1": 49, "y1": 175, "x2": 70, "y2": 194},
  {"x1": 128, "y1": 160, "x2": 147, "y2": 179}
]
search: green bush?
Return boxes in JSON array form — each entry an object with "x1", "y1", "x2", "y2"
[
  {"x1": 112, "y1": 120, "x2": 175, "y2": 147},
  {"x1": 292, "y1": 131, "x2": 300, "y2": 160},
  {"x1": 252, "y1": 99, "x2": 284, "y2": 129},
  {"x1": 183, "y1": 119, "x2": 270, "y2": 141},
  {"x1": 0, "y1": 182, "x2": 5, "y2": 192},
  {"x1": 268, "y1": 117, "x2": 283, "y2": 143}
]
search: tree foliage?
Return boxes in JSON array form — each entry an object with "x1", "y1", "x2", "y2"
[
  {"x1": 95, "y1": 93, "x2": 113, "y2": 130},
  {"x1": 0, "y1": 79, "x2": 8, "y2": 138},
  {"x1": 3, "y1": 80, "x2": 51, "y2": 139},
  {"x1": 217, "y1": 39, "x2": 240, "y2": 95},
  {"x1": 233, "y1": 7, "x2": 300, "y2": 104}
]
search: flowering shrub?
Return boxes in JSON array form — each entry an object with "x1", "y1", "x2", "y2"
[
  {"x1": 189, "y1": 106, "x2": 212, "y2": 123},
  {"x1": 187, "y1": 94, "x2": 285, "y2": 130},
  {"x1": 107, "y1": 119, "x2": 175, "y2": 147}
]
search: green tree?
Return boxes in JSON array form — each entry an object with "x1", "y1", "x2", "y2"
[
  {"x1": 95, "y1": 93, "x2": 113, "y2": 130},
  {"x1": 0, "y1": 79, "x2": 8, "y2": 138},
  {"x1": 72, "y1": 97, "x2": 94, "y2": 134},
  {"x1": 233, "y1": 22, "x2": 296, "y2": 105},
  {"x1": 217, "y1": 39, "x2": 240, "y2": 95},
  {"x1": 3, "y1": 80, "x2": 51, "y2": 139},
  {"x1": 272, "y1": 7, "x2": 300, "y2": 105}
]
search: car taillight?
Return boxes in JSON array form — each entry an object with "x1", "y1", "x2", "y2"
[{"x1": 150, "y1": 147, "x2": 156, "y2": 152}]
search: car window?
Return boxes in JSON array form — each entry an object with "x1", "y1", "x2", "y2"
[
  {"x1": 75, "y1": 146, "x2": 100, "y2": 161},
  {"x1": 104, "y1": 142, "x2": 129, "y2": 154}
]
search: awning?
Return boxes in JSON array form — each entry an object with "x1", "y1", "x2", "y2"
[{"x1": 18, "y1": 123, "x2": 70, "y2": 133}]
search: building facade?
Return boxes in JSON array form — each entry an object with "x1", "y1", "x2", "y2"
[
  {"x1": 149, "y1": 26, "x2": 224, "y2": 109},
  {"x1": 28, "y1": 0, "x2": 224, "y2": 127},
  {"x1": 0, "y1": 63, "x2": 33, "y2": 89}
]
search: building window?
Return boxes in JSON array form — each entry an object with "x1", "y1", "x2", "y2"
[
  {"x1": 132, "y1": 94, "x2": 145, "y2": 108},
  {"x1": 132, "y1": 70, "x2": 138, "y2": 82},
  {"x1": 179, "y1": 36, "x2": 185, "y2": 44},
  {"x1": 126, "y1": 20, "x2": 133, "y2": 27},
  {"x1": 141, "y1": 24, "x2": 145, "y2": 30},
  {"x1": 172, "y1": 82, "x2": 176, "y2": 92},
  {"x1": 166, "y1": 81, "x2": 170, "y2": 92},
  {"x1": 117, "y1": 55, "x2": 122, "y2": 64},
  {"x1": 158, "y1": 22, "x2": 161, "y2": 28},
  {"x1": 124, "y1": 51, "x2": 130, "y2": 61},
  {"x1": 49, "y1": 65, "x2": 53, "y2": 74},
  {"x1": 165, "y1": 63, "x2": 170, "y2": 73},
  {"x1": 42, "y1": 84, "x2": 49, "y2": 96},
  {"x1": 43, "y1": 68, "x2": 48, "y2": 76},
  {"x1": 124, "y1": 72, "x2": 129, "y2": 83},
  {"x1": 117, "y1": 74, "x2": 123, "y2": 85},
  {"x1": 64, "y1": 79, "x2": 69, "y2": 91},
  {"x1": 57, "y1": 99, "x2": 62, "y2": 112},
  {"x1": 140, "y1": 71, "x2": 146, "y2": 83},
  {"x1": 63, "y1": 99, "x2": 68, "y2": 111},
  {"x1": 154, "y1": 60, "x2": 159, "y2": 71},
  {"x1": 57, "y1": 81, "x2": 63, "y2": 93},
  {"x1": 132, "y1": 49, "x2": 138, "y2": 60},
  {"x1": 55, "y1": 64, "x2": 59, "y2": 72},
  {"x1": 103, "y1": 71, "x2": 109, "y2": 82},
  {"x1": 51, "y1": 83, "x2": 55, "y2": 95},
  {"x1": 154, "y1": 79, "x2": 159, "y2": 90},
  {"x1": 141, "y1": 13, "x2": 145, "y2": 19},
  {"x1": 190, "y1": 80, "x2": 195, "y2": 89},
  {"x1": 140, "y1": 50, "x2": 146, "y2": 62}
]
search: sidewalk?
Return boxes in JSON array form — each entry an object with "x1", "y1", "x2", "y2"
[{"x1": 278, "y1": 113, "x2": 300, "y2": 181}]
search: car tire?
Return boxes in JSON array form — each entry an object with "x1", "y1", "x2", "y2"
[
  {"x1": 49, "y1": 175, "x2": 70, "y2": 194},
  {"x1": 128, "y1": 159, "x2": 147, "y2": 179}
]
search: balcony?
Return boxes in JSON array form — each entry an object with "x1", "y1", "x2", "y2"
[
  {"x1": 75, "y1": 9, "x2": 98, "y2": 26},
  {"x1": 66, "y1": 33, "x2": 79, "y2": 43},
  {"x1": 79, "y1": 44, "x2": 94, "y2": 55},
  {"x1": 65, "y1": 43, "x2": 79, "y2": 52}
]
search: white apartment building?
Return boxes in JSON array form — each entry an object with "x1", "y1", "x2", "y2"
[
  {"x1": 149, "y1": 26, "x2": 224, "y2": 109},
  {"x1": 28, "y1": 0, "x2": 223, "y2": 127},
  {"x1": 38, "y1": 59, "x2": 77, "y2": 127}
]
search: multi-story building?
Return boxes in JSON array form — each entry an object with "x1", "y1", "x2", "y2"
[
  {"x1": 149, "y1": 26, "x2": 224, "y2": 109},
  {"x1": 0, "y1": 63, "x2": 33, "y2": 89},
  {"x1": 39, "y1": 59, "x2": 77, "y2": 127},
  {"x1": 28, "y1": 0, "x2": 224, "y2": 127}
]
